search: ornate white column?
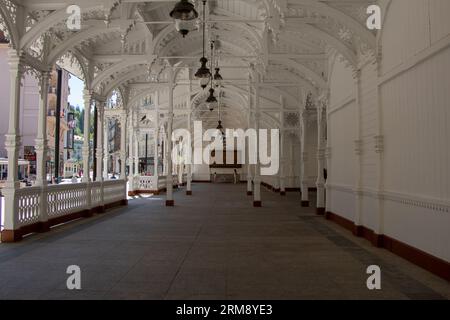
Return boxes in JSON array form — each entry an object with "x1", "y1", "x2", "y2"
[
  {"x1": 35, "y1": 70, "x2": 50, "y2": 187},
  {"x1": 162, "y1": 128, "x2": 168, "y2": 176},
  {"x1": 1, "y1": 50, "x2": 24, "y2": 242},
  {"x1": 253, "y1": 73, "x2": 261, "y2": 207},
  {"x1": 82, "y1": 89, "x2": 92, "y2": 212},
  {"x1": 134, "y1": 130, "x2": 139, "y2": 177},
  {"x1": 186, "y1": 81, "x2": 193, "y2": 195},
  {"x1": 316, "y1": 96, "x2": 327, "y2": 215},
  {"x1": 96, "y1": 101, "x2": 105, "y2": 182},
  {"x1": 36, "y1": 70, "x2": 51, "y2": 229},
  {"x1": 166, "y1": 70, "x2": 175, "y2": 206},
  {"x1": 103, "y1": 116, "x2": 109, "y2": 180},
  {"x1": 120, "y1": 110, "x2": 127, "y2": 180},
  {"x1": 353, "y1": 69, "x2": 364, "y2": 234},
  {"x1": 300, "y1": 108, "x2": 309, "y2": 207},
  {"x1": 82, "y1": 90, "x2": 92, "y2": 183},
  {"x1": 127, "y1": 109, "x2": 135, "y2": 194},
  {"x1": 374, "y1": 54, "x2": 385, "y2": 246},
  {"x1": 153, "y1": 91, "x2": 160, "y2": 180},
  {"x1": 186, "y1": 116, "x2": 193, "y2": 195},
  {"x1": 96, "y1": 100, "x2": 105, "y2": 209},
  {"x1": 246, "y1": 80, "x2": 253, "y2": 196},
  {"x1": 154, "y1": 115, "x2": 160, "y2": 178},
  {"x1": 325, "y1": 101, "x2": 332, "y2": 214}
]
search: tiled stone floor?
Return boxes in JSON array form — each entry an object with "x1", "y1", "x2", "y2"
[{"x1": 0, "y1": 183, "x2": 448, "y2": 300}]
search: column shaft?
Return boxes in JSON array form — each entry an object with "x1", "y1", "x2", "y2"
[
  {"x1": 36, "y1": 71, "x2": 51, "y2": 229},
  {"x1": 316, "y1": 100, "x2": 326, "y2": 215},
  {"x1": 103, "y1": 118, "x2": 109, "y2": 179},
  {"x1": 246, "y1": 83, "x2": 253, "y2": 196},
  {"x1": 166, "y1": 75, "x2": 175, "y2": 206},
  {"x1": 300, "y1": 109, "x2": 309, "y2": 207},
  {"x1": 253, "y1": 79, "x2": 261, "y2": 207},
  {"x1": 120, "y1": 112, "x2": 127, "y2": 180},
  {"x1": 96, "y1": 102, "x2": 105, "y2": 182},
  {"x1": 82, "y1": 90, "x2": 91, "y2": 183},
  {"x1": 1, "y1": 50, "x2": 23, "y2": 241},
  {"x1": 128, "y1": 110, "x2": 134, "y2": 193}
]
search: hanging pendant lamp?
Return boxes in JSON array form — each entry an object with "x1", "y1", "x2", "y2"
[
  {"x1": 170, "y1": 0, "x2": 198, "y2": 21},
  {"x1": 206, "y1": 88, "x2": 217, "y2": 104},
  {"x1": 195, "y1": 0, "x2": 210, "y2": 80},
  {"x1": 213, "y1": 67, "x2": 223, "y2": 87}
]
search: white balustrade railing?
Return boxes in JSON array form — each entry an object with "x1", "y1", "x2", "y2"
[
  {"x1": 138, "y1": 176, "x2": 156, "y2": 190},
  {"x1": 5, "y1": 180, "x2": 127, "y2": 232},
  {"x1": 91, "y1": 181, "x2": 102, "y2": 208},
  {"x1": 47, "y1": 183, "x2": 88, "y2": 218},
  {"x1": 16, "y1": 186, "x2": 41, "y2": 228},
  {"x1": 0, "y1": 195, "x2": 4, "y2": 231},
  {"x1": 157, "y1": 176, "x2": 166, "y2": 190},
  {"x1": 134, "y1": 174, "x2": 181, "y2": 193},
  {"x1": 104, "y1": 180, "x2": 127, "y2": 204}
]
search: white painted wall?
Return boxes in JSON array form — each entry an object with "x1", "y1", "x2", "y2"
[
  {"x1": 327, "y1": 56, "x2": 357, "y2": 222},
  {"x1": 379, "y1": 0, "x2": 450, "y2": 260},
  {"x1": 327, "y1": 1, "x2": 450, "y2": 261}
]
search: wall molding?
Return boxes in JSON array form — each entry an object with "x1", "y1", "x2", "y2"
[
  {"x1": 325, "y1": 211, "x2": 450, "y2": 282},
  {"x1": 383, "y1": 191, "x2": 450, "y2": 213},
  {"x1": 328, "y1": 95, "x2": 356, "y2": 115},
  {"x1": 327, "y1": 183, "x2": 450, "y2": 213},
  {"x1": 379, "y1": 33, "x2": 450, "y2": 86}
]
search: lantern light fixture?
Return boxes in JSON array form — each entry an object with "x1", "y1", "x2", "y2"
[
  {"x1": 194, "y1": 1, "x2": 210, "y2": 80},
  {"x1": 206, "y1": 88, "x2": 217, "y2": 104},
  {"x1": 170, "y1": 0, "x2": 198, "y2": 21},
  {"x1": 213, "y1": 67, "x2": 223, "y2": 87}
]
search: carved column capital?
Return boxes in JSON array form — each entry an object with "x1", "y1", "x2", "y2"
[
  {"x1": 374, "y1": 135, "x2": 384, "y2": 154},
  {"x1": 317, "y1": 148, "x2": 326, "y2": 160},
  {"x1": 325, "y1": 147, "x2": 332, "y2": 159},
  {"x1": 354, "y1": 140, "x2": 363, "y2": 156},
  {"x1": 35, "y1": 138, "x2": 48, "y2": 151},
  {"x1": 4, "y1": 135, "x2": 21, "y2": 151}
]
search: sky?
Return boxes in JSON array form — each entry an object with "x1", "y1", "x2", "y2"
[{"x1": 68, "y1": 74, "x2": 85, "y2": 110}]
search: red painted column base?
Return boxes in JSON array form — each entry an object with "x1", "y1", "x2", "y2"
[
  {"x1": 316, "y1": 207, "x2": 325, "y2": 215},
  {"x1": 1, "y1": 230, "x2": 22, "y2": 242},
  {"x1": 253, "y1": 201, "x2": 262, "y2": 207},
  {"x1": 166, "y1": 200, "x2": 174, "y2": 206}
]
